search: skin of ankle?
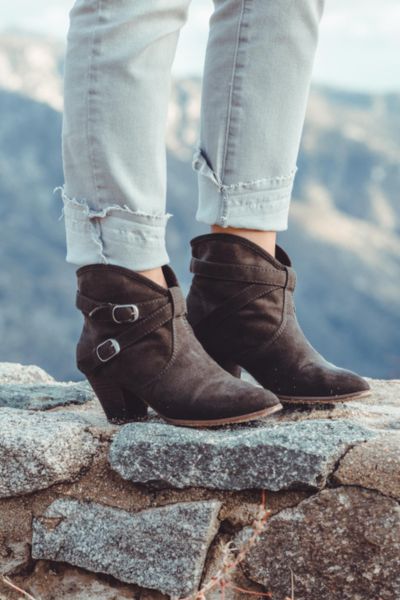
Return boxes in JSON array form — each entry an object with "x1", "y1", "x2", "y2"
[
  {"x1": 211, "y1": 225, "x2": 277, "y2": 257},
  {"x1": 137, "y1": 267, "x2": 168, "y2": 288}
]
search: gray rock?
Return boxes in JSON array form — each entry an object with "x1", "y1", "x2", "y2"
[
  {"x1": 0, "y1": 408, "x2": 98, "y2": 497},
  {"x1": 0, "y1": 381, "x2": 94, "y2": 411},
  {"x1": 342, "y1": 378, "x2": 400, "y2": 430},
  {"x1": 109, "y1": 419, "x2": 375, "y2": 491},
  {"x1": 0, "y1": 362, "x2": 54, "y2": 384},
  {"x1": 240, "y1": 487, "x2": 400, "y2": 600},
  {"x1": 244, "y1": 376, "x2": 400, "y2": 432},
  {"x1": 335, "y1": 433, "x2": 400, "y2": 500},
  {"x1": 32, "y1": 498, "x2": 221, "y2": 598}
]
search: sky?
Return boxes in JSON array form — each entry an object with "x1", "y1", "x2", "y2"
[{"x1": 2, "y1": 0, "x2": 400, "y2": 92}]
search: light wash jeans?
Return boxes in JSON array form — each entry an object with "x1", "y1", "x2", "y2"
[{"x1": 56, "y1": 0, "x2": 325, "y2": 271}]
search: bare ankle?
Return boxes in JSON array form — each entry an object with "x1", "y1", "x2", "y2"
[
  {"x1": 137, "y1": 267, "x2": 168, "y2": 288},
  {"x1": 211, "y1": 225, "x2": 276, "y2": 257}
]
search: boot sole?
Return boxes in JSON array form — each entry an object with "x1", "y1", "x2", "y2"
[
  {"x1": 277, "y1": 389, "x2": 371, "y2": 405},
  {"x1": 162, "y1": 403, "x2": 282, "y2": 427}
]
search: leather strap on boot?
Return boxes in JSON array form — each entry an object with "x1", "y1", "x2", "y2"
[
  {"x1": 76, "y1": 290, "x2": 168, "y2": 322},
  {"x1": 190, "y1": 257, "x2": 296, "y2": 289},
  {"x1": 76, "y1": 286, "x2": 186, "y2": 374},
  {"x1": 189, "y1": 257, "x2": 296, "y2": 338}
]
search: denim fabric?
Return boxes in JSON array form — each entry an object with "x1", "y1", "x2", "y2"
[{"x1": 56, "y1": 0, "x2": 325, "y2": 271}]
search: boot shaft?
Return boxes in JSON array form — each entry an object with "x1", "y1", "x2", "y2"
[
  {"x1": 186, "y1": 232, "x2": 370, "y2": 402},
  {"x1": 187, "y1": 233, "x2": 295, "y2": 339},
  {"x1": 75, "y1": 264, "x2": 177, "y2": 386}
]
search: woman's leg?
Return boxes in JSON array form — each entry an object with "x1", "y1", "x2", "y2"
[
  {"x1": 193, "y1": 0, "x2": 325, "y2": 235},
  {"x1": 187, "y1": 0, "x2": 370, "y2": 403},
  {"x1": 56, "y1": 0, "x2": 192, "y2": 281},
  {"x1": 58, "y1": 0, "x2": 282, "y2": 426}
]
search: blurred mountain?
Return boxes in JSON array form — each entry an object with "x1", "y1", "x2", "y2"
[
  {"x1": 0, "y1": 31, "x2": 399, "y2": 380},
  {"x1": 0, "y1": 30, "x2": 64, "y2": 110}
]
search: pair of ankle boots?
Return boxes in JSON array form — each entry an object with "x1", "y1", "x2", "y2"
[{"x1": 75, "y1": 233, "x2": 370, "y2": 427}]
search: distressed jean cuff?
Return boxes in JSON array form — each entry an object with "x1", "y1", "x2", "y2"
[
  {"x1": 54, "y1": 186, "x2": 171, "y2": 271},
  {"x1": 192, "y1": 149, "x2": 296, "y2": 231}
]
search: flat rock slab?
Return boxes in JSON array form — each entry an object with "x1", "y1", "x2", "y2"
[
  {"x1": 0, "y1": 381, "x2": 95, "y2": 411},
  {"x1": 32, "y1": 498, "x2": 221, "y2": 598},
  {"x1": 0, "y1": 408, "x2": 98, "y2": 497},
  {"x1": 240, "y1": 487, "x2": 400, "y2": 600},
  {"x1": 109, "y1": 419, "x2": 375, "y2": 491},
  {"x1": 335, "y1": 433, "x2": 400, "y2": 500}
]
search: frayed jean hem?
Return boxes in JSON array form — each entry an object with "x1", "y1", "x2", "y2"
[
  {"x1": 192, "y1": 148, "x2": 295, "y2": 231},
  {"x1": 54, "y1": 185, "x2": 171, "y2": 271}
]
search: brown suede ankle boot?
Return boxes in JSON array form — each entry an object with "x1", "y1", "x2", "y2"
[
  {"x1": 186, "y1": 233, "x2": 371, "y2": 405},
  {"x1": 75, "y1": 262, "x2": 281, "y2": 426}
]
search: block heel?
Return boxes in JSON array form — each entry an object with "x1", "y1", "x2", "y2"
[{"x1": 87, "y1": 373, "x2": 148, "y2": 424}]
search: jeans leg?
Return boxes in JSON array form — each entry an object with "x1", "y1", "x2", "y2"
[
  {"x1": 56, "y1": 0, "x2": 191, "y2": 270},
  {"x1": 193, "y1": 0, "x2": 325, "y2": 231}
]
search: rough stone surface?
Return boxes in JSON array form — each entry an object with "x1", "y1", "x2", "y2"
[
  {"x1": 0, "y1": 362, "x2": 54, "y2": 384},
  {"x1": 0, "y1": 381, "x2": 94, "y2": 410},
  {"x1": 335, "y1": 433, "x2": 400, "y2": 499},
  {"x1": 269, "y1": 377, "x2": 400, "y2": 432},
  {"x1": 0, "y1": 408, "x2": 98, "y2": 497},
  {"x1": 32, "y1": 498, "x2": 221, "y2": 598},
  {"x1": 240, "y1": 487, "x2": 400, "y2": 600},
  {"x1": 109, "y1": 419, "x2": 375, "y2": 491}
]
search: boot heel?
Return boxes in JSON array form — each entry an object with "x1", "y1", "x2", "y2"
[{"x1": 87, "y1": 374, "x2": 148, "y2": 424}]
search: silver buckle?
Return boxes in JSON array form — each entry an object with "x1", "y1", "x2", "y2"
[
  {"x1": 112, "y1": 304, "x2": 139, "y2": 324},
  {"x1": 96, "y1": 338, "x2": 121, "y2": 362}
]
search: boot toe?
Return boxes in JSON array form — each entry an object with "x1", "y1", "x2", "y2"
[
  {"x1": 218, "y1": 370, "x2": 281, "y2": 413},
  {"x1": 329, "y1": 367, "x2": 371, "y2": 397},
  {"x1": 277, "y1": 364, "x2": 371, "y2": 403},
  {"x1": 242, "y1": 382, "x2": 282, "y2": 413}
]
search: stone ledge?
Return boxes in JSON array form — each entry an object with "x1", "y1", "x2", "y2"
[
  {"x1": 0, "y1": 381, "x2": 94, "y2": 411},
  {"x1": 0, "y1": 408, "x2": 98, "y2": 498},
  {"x1": 109, "y1": 419, "x2": 376, "y2": 491},
  {"x1": 0, "y1": 362, "x2": 55, "y2": 384},
  {"x1": 0, "y1": 363, "x2": 399, "y2": 600}
]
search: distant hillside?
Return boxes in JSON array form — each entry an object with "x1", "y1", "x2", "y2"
[{"x1": 0, "y1": 32, "x2": 399, "y2": 379}]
